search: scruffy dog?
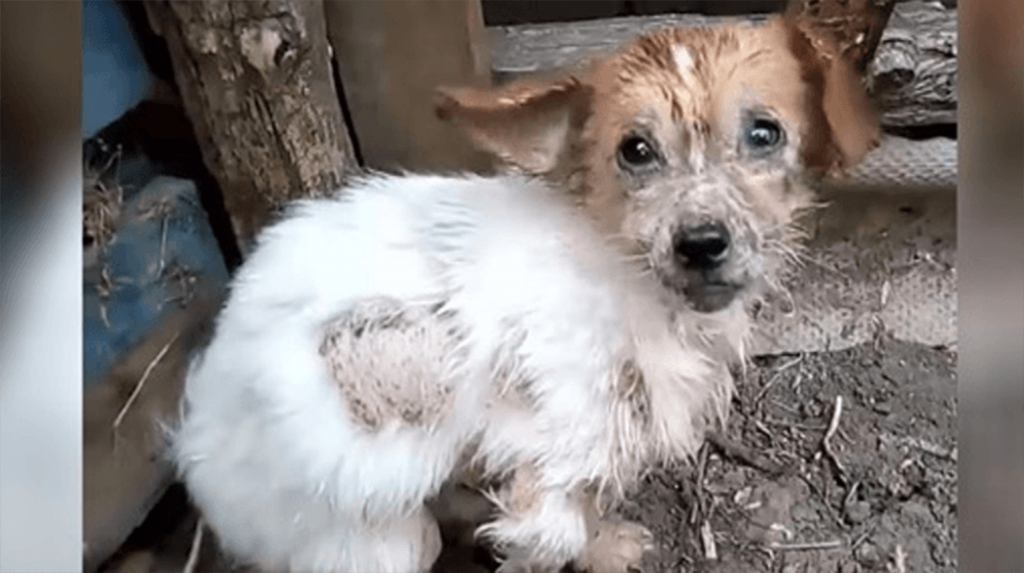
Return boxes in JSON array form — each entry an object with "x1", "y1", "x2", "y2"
[{"x1": 172, "y1": 16, "x2": 879, "y2": 573}]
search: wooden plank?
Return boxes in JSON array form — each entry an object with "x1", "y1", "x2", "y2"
[
  {"x1": 143, "y1": 0, "x2": 358, "y2": 254},
  {"x1": 83, "y1": 288, "x2": 220, "y2": 573},
  {"x1": 324, "y1": 0, "x2": 494, "y2": 173},
  {"x1": 488, "y1": 2, "x2": 956, "y2": 127},
  {"x1": 489, "y1": 13, "x2": 769, "y2": 79},
  {"x1": 482, "y1": 0, "x2": 628, "y2": 25},
  {"x1": 627, "y1": 1, "x2": 787, "y2": 16},
  {"x1": 869, "y1": 1, "x2": 957, "y2": 127}
]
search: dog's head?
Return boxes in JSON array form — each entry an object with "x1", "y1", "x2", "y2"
[{"x1": 436, "y1": 17, "x2": 879, "y2": 313}]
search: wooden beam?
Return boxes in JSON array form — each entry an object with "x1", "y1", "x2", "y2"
[
  {"x1": 488, "y1": 2, "x2": 956, "y2": 128},
  {"x1": 489, "y1": 12, "x2": 752, "y2": 81},
  {"x1": 144, "y1": 0, "x2": 358, "y2": 254},
  {"x1": 324, "y1": 0, "x2": 494, "y2": 173},
  {"x1": 869, "y1": 1, "x2": 957, "y2": 127}
]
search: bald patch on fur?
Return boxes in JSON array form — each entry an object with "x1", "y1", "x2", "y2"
[{"x1": 320, "y1": 298, "x2": 457, "y2": 430}]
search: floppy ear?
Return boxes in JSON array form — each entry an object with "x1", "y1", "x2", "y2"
[
  {"x1": 435, "y1": 75, "x2": 592, "y2": 174},
  {"x1": 787, "y1": 16, "x2": 881, "y2": 173}
]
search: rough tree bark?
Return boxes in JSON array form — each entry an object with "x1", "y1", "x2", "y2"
[{"x1": 144, "y1": 0, "x2": 358, "y2": 254}]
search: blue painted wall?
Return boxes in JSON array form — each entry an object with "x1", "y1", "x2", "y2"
[{"x1": 82, "y1": 0, "x2": 155, "y2": 138}]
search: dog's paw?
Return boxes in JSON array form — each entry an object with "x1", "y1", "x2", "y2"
[{"x1": 574, "y1": 520, "x2": 654, "y2": 573}]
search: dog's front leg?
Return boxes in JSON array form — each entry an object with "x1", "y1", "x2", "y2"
[
  {"x1": 479, "y1": 483, "x2": 589, "y2": 573},
  {"x1": 575, "y1": 488, "x2": 654, "y2": 573},
  {"x1": 479, "y1": 471, "x2": 652, "y2": 573}
]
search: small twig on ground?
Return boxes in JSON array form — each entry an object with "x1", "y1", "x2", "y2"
[
  {"x1": 762, "y1": 418, "x2": 829, "y2": 432},
  {"x1": 851, "y1": 527, "x2": 874, "y2": 551},
  {"x1": 700, "y1": 520, "x2": 718, "y2": 560},
  {"x1": 99, "y1": 303, "x2": 111, "y2": 329},
  {"x1": 887, "y1": 543, "x2": 907, "y2": 573},
  {"x1": 820, "y1": 396, "x2": 848, "y2": 485},
  {"x1": 183, "y1": 516, "x2": 205, "y2": 573},
  {"x1": 97, "y1": 265, "x2": 116, "y2": 299},
  {"x1": 791, "y1": 371, "x2": 804, "y2": 391},
  {"x1": 843, "y1": 481, "x2": 861, "y2": 513},
  {"x1": 707, "y1": 431, "x2": 787, "y2": 476},
  {"x1": 769, "y1": 399, "x2": 802, "y2": 417},
  {"x1": 753, "y1": 419, "x2": 775, "y2": 442},
  {"x1": 872, "y1": 315, "x2": 887, "y2": 351},
  {"x1": 691, "y1": 443, "x2": 711, "y2": 525},
  {"x1": 880, "y1": 433, "x2": 958, "y2": 462},
  {"x1": 113, "y1": 333, "x2": 181, "y2": 432},
  {"x1": 768, "y1": 539, "x2": 843, "y2": 551},
  {"x1": 753, "y1": 355, "x2": 803, "y2": 407},
  {"x1": 158, "y1": 215, "x2": 169, "y2": 278},
  {"x1": 798, "y1": 473, "x2": 847, "y2": 530}
]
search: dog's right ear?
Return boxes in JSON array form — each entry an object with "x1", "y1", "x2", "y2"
[
  {"x1": 785, "y1": 16, "x2": 881, "y2": 175},
  {"x1": 435, "y1": 76, "x2": 592, "y2": 174}
]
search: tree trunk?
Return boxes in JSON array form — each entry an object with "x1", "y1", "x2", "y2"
[{"x1": 144, "y1": 0, "x2": 358, "y2": 254}]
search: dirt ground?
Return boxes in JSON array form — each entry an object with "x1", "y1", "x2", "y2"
[
  {"x1": 99, "y1": 336, "x2": 956, "y2": 573},
  {"x1": 623, "y1": 337, "x2": 958, "y2": 573}
]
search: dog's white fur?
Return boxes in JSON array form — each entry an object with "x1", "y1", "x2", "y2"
[
  {"x1": 173, "y1": 16, "x2": 879, "y2": 573},
  {"x1": 175, "y1": 173, "x2": 735, "y2": 572}
]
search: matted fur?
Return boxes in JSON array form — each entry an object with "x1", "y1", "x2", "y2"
[
  {"x1": 320, "y1": 298, "x2": 457, "y2": 430},
  {"x1": 172, "y1": 15, "x2": 878, "y2": 573}
]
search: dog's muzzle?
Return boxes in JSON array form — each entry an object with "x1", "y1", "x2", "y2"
[{"x1": 672, "y1": 222, "x2": 742, "y2": 312}]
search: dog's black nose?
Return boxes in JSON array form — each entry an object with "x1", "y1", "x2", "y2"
[{"x1": 673, "y1": 223, "x2": 730, "y2": 269}]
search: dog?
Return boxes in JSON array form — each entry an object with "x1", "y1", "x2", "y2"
[{"x1": 171, "y1": 15, "x2": 879, "y2": 573}]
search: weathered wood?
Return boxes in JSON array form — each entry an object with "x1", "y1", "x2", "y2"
[
  {"x1": 482, "y1": 0, "x2": 628, "y2": 25},
  {"x1": 84, "y1": 288, "x2": 220, "y2": 573},
  {"x1": 489, "y1": 13, "x2": 766, "y2": 80},
  {"x1": 629, "y1": 1, "x2": 788, "y2": 17},
  {"x1": 789, "y1": 0, "x2": 898, "y2": 74},
  {"x1": 324, "y1": 0, "x2": 494, "y2": 173},
  {"x1": 143, "y1": 0, "x2": 358, "y2": 254},
  {"x1": 488, "y1": 2, "x2": 956, "y2": 127},
  {"x1": 868, "y1": 0, "x2": 957, "y2": 127}
]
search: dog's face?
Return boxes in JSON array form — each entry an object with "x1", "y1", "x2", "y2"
[{"x1": 437, "y1": 17, "x2": 879, "y2": 313}]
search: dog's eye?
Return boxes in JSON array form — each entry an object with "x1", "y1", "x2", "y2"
[
  {"x1": 744, "y1": 118, "x2": 784, "y2": 152},
  {"x1": 618, "y1": 136, "x2": 658, "y2": 167}
]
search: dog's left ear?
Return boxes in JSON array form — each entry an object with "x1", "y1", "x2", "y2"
[
  {"x1": 435, "y1": 76, "x2": 593, "y2": 174},
  {"x1": 786, "y1": 16, "x2": 881, "y2": 173}
]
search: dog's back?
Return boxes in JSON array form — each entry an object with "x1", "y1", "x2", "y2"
[{"x1": 173, "y1": 173, "x2": 642, "y2": 572}]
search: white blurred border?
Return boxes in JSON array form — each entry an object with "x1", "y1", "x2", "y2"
[
  {"x1": 0, "y1": 2, "x2": 1021, "y2": 572},
  {"x1": 0, "y1": 143, "x2": 84, "y2": 572},
  {"x1": 958, "y1": 1, "x2": 1024, "y2": 570},
  {"x1": 1, "y1": 2, "x2": 83, "y2": 572}
]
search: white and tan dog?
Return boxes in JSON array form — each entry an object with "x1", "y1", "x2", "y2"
[{"x1": 172, "y1": 16, "x2": 879, "y2": 573}]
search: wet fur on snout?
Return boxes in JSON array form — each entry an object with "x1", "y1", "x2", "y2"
[{"x1": 172, "y1": 15, "x2": 879, "y2": 573}]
